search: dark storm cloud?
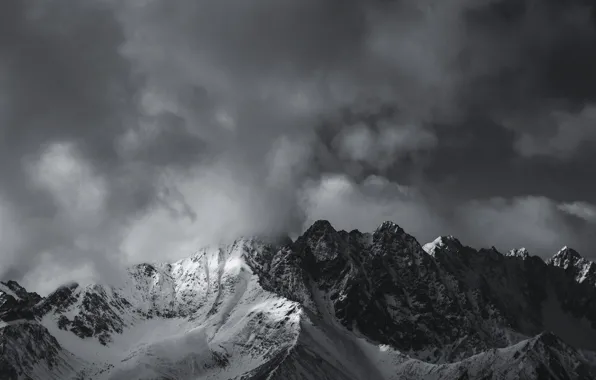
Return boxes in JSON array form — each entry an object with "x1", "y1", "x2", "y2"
[
  {"x1": 2, "y1": 0, "x2": 596, "y2": 293},
  {"x1": 0, "y1": 0, "x2": 133, "y2": 283},
  {"x1": 0, "y1": 0, "x2": 206, "y2": 288},
  {"x1": 459, "y1": 0, "x2": 596, "y2": 157},
  {"x1": 0, "y1": 0, "x2": 129, "y2": 155},
  {"x1": 415, "y1": 1, "x2": 596, "y2": 234}
]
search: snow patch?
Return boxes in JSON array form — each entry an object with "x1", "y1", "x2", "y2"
[{"x1": 0, "y1": 282, "x2": 21, "y2": 300}]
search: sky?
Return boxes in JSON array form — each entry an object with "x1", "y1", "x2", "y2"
[{"x1": 1, "y1": 0, "x2": 596, "y2": 294}]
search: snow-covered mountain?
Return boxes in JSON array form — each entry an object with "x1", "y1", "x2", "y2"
[
  {"x1": 2, "y1": 220, "x2": 596, "y2": 379},
  {"x1": 548, "y1": 247, "x2": 596, "y2": 287}
]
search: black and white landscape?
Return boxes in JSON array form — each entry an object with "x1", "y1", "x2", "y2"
[
  {"x1": 2, "y1": 220, "x2": 596, "y2": 379},
  {"x1": 3, "y1": 0, "x2": 596, "y2": 379}
]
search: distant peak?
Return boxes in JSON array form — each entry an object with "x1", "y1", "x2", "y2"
[
  {"x1": 374, "y1": 221, "x2": 404, "y2": 235},
  {"x1": 436, "y1": 235, "x2": 462, "y2": 247},
  {"x1": 553, "y1": 246, "x2": 582, "y2": 261},
  {"x1": 423, "y1": 235, "x2": 463, "y2": 255},
  {"x1": 549, "y1": 246, "x2": 584, "y2": 270},
  {"x1": 306, "y1": 220, "x2": 336, "y2": 234},
  {"x1": 4, "y1": 280, "x2": 26, "y2": 293},
  {"x1": 507, "y1": 248, "x2": 530, "y2": 259},
  {"x1": 295, "y1": 220, "x2": 343, "y2": 262},
  {"x1": 299, "y1": 219, "x2": 338, "y2": 244}
]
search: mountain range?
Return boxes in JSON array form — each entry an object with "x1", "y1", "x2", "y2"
[{"x1": 2, "y1": 220, "x2": 596, "y2": 379}]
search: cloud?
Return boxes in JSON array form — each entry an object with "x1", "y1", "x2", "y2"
[
  {"x1": 9, "y1": 142, "x2": 130, "y2": 293},
  {"x1": 302, "y1": 177, "x2": 595, "y2": 257},
  {"x1": 2, "y1": 0, "x2": 596, "y2": 293},
  {"x1": 20, "y1": 254, "x2": 97, "y2": 297},
  {"x1": 334, "y1": 122, "x2": 437, "y2": 169},
  {"x1": 0, "y1": 199, "x2": 22, "y2": 273},
  {"x1": 301, "y1": 174, "x2": 450, "y2": 244},
  {"x1": 27, "y1": 142, "x2": 108, "y2": 225},
  {"x1": 456, "y1": 196, "x2": 578, "y2": 254},
  {"x1": 558, "y1": 201, "x2": 596, "y2": 223},
  {"x1": 508, "y1": 105, "x2": 596, "y2": 159},
  {"x1": 119, "y1": 142, "x2": 316, "y2": 263}
]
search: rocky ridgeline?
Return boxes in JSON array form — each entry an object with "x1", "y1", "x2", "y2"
[{"x1": 1, "y1": 220, "x2": 596, "y2": 379}]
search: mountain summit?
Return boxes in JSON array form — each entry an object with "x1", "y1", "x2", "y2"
[{"x1": 2, "y1": 220, "x2": 596, "y2": 380}]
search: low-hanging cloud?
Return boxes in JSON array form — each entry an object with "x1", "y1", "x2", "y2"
[
  {"x1": 301, "y1": 176, "x2": 594, "y2": 256},
  {"x1": 1, "y1": 0, "x2": 596, "y2": 293},
  {"x1": 456, "y1": 196, "x2": 580, "y2": 254},
  {"x1": 301, "y1": 174, "x2": 448, "y2": 242},
  {"x1": 558, "y1": 201, "x2": 596, "y2": 224}
]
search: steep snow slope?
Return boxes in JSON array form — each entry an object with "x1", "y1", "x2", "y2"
[
  {"x1": 34, "y1": 240, "x2": 303, "y2": 380},
  {"x1": 2, "y1": 220, "x2": 596, "y2": 379}
]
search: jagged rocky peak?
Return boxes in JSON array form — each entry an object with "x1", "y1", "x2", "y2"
[
  {"x1": 0, "y1": 280, "x2": 42, "y2": 303},
  {"x1": 549, "y1": 246, "x2": 583, "y2": 268},
  {"x1": 374, "y1": 220, "x2": 404, "y2": 235},
  {"x1": 371, "y1": 221, "x2": 416, "y2": 246},
  {"x1": 507, "y1": 247, "x2": 531, "y2": 259},
  {"x1": 548, "y1": 246, "x2": 596, "y2": 287},
  {"x1": 299, "y1": 219, "x2": 338, "y2": 244},
  {"x1": 300, "y1": 220, "x2": 411, "y2": 248},
  {"x1": 367, "y1": 221, "x2": 429, "y2": 264},
  {"x1": 2, "y1": 281, "x2": 27, "y2": 298},
  {"x1": 0, "y1": 282, "x2": 21, "y2": 301},
  {"x1": 476, "y1": 246, "x2": 504, "y2": 261},
  {"x1": 36, "y1": 282, "x2": 80, "y2": 313},
  {"x1": 0, "y1": 281, "x2": 43, "y2": 309},
  {"x1": 47, "y1": 282, "x2": 80, "y2": 298},
  {"x1": 307, "y1": 219, "x2": 336, "y2": 232},
  {"x1": 422, "y1": 235, "x2": 463, "y2": 256},
  {"x1": 295, "y1": 219, "x2": 344, "y2": 262},
  {"x1": 0, "y1": 281, "x2": 44, "y2": 323}
]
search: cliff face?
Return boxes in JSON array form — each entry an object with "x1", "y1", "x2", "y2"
[{"x1": 2, "y1": 220, "x2": 596, "y2": 380}]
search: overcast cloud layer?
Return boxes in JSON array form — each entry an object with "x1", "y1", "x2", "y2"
[{"x1": 2, "y1": 0, "x2": 596, "y2": 294}]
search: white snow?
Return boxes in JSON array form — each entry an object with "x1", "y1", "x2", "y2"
[
  {"x1": 422, "y1": 236, "x2": 460, "y2": 256},
  {"x1": 35, "y1": 240, "x2": 303, "y2": 380},
  {"x1": 0, "y1": 282, "x2": 21, "y2": 300},
  {"x1": 578, "y1": 262, "x2": 595, "y2": 283}
]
